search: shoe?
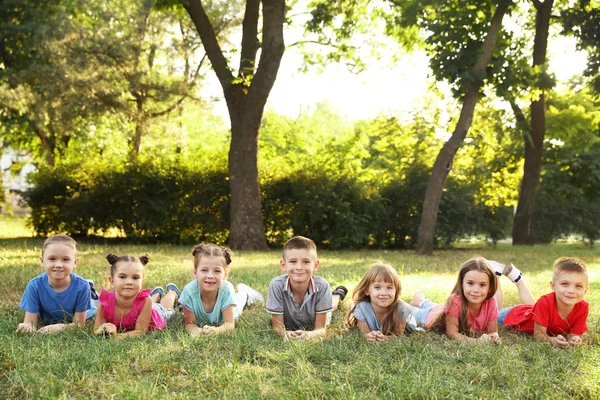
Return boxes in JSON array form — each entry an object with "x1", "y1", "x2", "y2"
[
  {"x1": 503, "y1": 263, "x2": 523, "y2": 283},
  {"x1": 237, "y1": 283, "x2": 264, "y2": 307},
  {"x1": 87, "y1": 279, "x2": 99, "y2": 300},
  {"x1": 166, "y1": 283, "x2": 181, "y2": 298},
  {"x1": 150, "y1": 286, "x2": 164, "y2": 300},
  {"x1": 486, "y1": 260, "x2": 505, "y2": 277},
  {"x1": 332, "y1": 285, "x2": 348, "y2": 301}
]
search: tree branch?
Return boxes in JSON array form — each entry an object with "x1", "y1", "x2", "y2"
[
  {"x1": 239, "y1": 0, "x2": 260, "y2": 78},
  {"x1": 184, "y1": 0, "x2": 234, "y2": 91},
  {"x1": 532, "y1": 0, "x2": 542, "y2": 10}
]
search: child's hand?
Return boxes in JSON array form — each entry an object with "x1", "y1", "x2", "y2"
[
  {"x1": 16, "y1": 322, "x2": 36, "y2": 334},
  {"x1": 37, "y1": 323, "x2": 66, "y2": 334},
  {"x1": 95, "y1": 323, "x2": 117, "y2": 336},
  {"x1": 551, "y1": 335, "x2": 570, "y2": 348},
  {"x1": 488, "y1": 332, "x2": 501, "y2": 344},
  {"x1": 288, "y1": 330, "x2": 308, "y2": 340},
  {"x1": 569, "y1": 335, "x2": 582, "y2": 346},
  {"x1": 479, "y1": 334, "x2": 493, "y2": 343},
  {"x1": 189, "y1": 326, "x2": 204, "y2": 337},
  {"x1": 365, "y1": 331, "x2": 385, "y2": 344},
  {"x1": 201, "y1": 325, "x2": 217, "y2": 335}
]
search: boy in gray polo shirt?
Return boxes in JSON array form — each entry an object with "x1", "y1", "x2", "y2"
[{"x1": 266, "y1": 236, "x2": 347, "y2": 340}]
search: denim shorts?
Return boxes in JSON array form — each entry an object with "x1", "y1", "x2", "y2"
[
  {"x1": 498, "y1": 306, "x2": 515, "y2": 325},
  {"x1": 152, "y1": 303, "x2": 175, "y2": 322}
]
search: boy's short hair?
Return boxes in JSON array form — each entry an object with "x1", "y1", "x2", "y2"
[
  {"x1": 283, "y1": 236, "x2": 317, "y2": 259},
  {"x1": 553, "y1": 257, "x2": 588, "y2": 281},
  {"x1": 43, "y1": 234, "x2": 77, "y2": 255}
]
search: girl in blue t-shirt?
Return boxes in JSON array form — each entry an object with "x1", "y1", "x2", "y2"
[
  {"x1": 346, "y1": 263, "x2": 415, "y2": 343},
  {"x1": 179, "y1": 242, "x2": 263, "y2": 336}
]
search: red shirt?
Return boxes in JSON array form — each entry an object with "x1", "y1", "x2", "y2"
[{"x1": 503, "y1": 292, "x2": 588, "y2": 336}]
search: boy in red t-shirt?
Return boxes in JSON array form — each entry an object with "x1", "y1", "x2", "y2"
[{"x1": 494, "y1": 257, "x2": 589, "y2": 348}]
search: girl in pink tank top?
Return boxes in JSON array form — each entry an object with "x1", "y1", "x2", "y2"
[{"x1": 93, "y1": 254, "x2": 178, "y2": 339}]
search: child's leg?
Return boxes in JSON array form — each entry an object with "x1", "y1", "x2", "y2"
[
  {"x1": 332, "y1": 286, "x2": 348, "y2": 310},
  {"x1": 150, "y1": 287, "x2": 164, "y2": 303},
  {"x1": 235, "y1": 291, "x2": 248, "y2": 315},
  {"x1": 236, "y1": 283, "x2": 264, "y2": 313},
  {"x1": 494, "y1": 280, "x2": 505, "y2": 309},
  {"x1": 160, "y1": 290, "x2": 178, "y2": 310},
  {"x1": 503, "y1": 263, "x2": 535, "y2": 305},
  {"x1": 408, "y1": 291, "x2": 437, "y2": 328}
]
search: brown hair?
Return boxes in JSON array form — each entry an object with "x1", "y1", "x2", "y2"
[
  {"x1": 191, "y1": 242, "x2": 233, "y2": 272},
  {"x1": 42, "y1": 234, "x2": 77, "y2": 255},
  {"x1": 346, "y1": 263, "x2": 404, "y2": 336},
  {"x1": 282, "y1": 236, "x2": 317, "y2": 260},
  {"x1": 552, "y1": 257, "x2": 588, "y2": 281},
  {"x1": 106, "y1": 254, "x2": 150, "y2": 276},
  {"x1": 428, "y1": 257, "x2": 498, "y2": 336}
]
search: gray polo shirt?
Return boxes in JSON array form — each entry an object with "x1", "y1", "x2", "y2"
[{"x1": 266, "y1": 274, "x2": 333, "y2": 330}]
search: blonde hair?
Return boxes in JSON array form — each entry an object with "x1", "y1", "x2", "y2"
[
  {"x1": 428, "y1": 257, "x2": 498, "y2": 335},
  {"x1": 552, "y1": 257, "x2": 588, "y2": 281},
  {"x1": 191, "y1": 242, "x2": 233, "y2": 272},
  {"x1": 282, "y1": 236, "x2": 317, "y2": 260},
  {"x1": 42, "y1": 234, "x2": 76, "y2": 255},
  {"x1": 346, "y1": 263, "x2": 403, "y2": 335}
]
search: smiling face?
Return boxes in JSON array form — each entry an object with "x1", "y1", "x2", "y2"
[
  {"x1": 41, "y1": 243, "x2": 78, "y2": 287},
  {"x1": 365, "y1": 278, "x2": 396, "y2": 310},
  {"x1": 280, "y1": 248, "x2": 320, "y2": 286},
  {"x1": 195, "y1": 256, "x2": 228, "y2": 292},
  {"x1": 109, "y1": 261, "x2": 144, "y2": 299},
  {"x1": 551, "y1": 271, "x2": 588, "y2": 309},
  {"x1": 462, "y1": 270, "x2": 491, "y2": 306}
]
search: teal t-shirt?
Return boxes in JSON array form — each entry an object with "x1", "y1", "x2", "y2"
[{"x1": 179, "y1": 280, "x2": 238, "y2": 326}]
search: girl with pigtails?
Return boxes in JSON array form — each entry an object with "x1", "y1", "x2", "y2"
[
  {"x1": 179, "y1": 242, "x2": 264, "y2": 336},
  {"x1": 94, "y1": 254, "x2": 178, "y2": 339}
]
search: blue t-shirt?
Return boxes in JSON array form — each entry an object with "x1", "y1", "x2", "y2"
[
  {"x1": 353, "y1": 300, "x2": 416, "y2": 334},
  {"x1": 179, "y1": 280, "x2": 238, "y2": 326},
  {"x1": 19, "y1": 272, "x2": 95, "y2": 324}
]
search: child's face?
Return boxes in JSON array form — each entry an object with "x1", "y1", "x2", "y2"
[
  {"x1": 365, "y1": 278, "x2": 396, "y2": 310},
  {"x1": 109, "y1": 261, "x2": 144, "y2": 299},
  {"x1": 41, "y1": 243, "x2": 78, "y2": 283},
  {"x1": 462, "y1": 270, "x2": 490, "y2": 305},
  {"x1": 195, "y1": 256, "x2": 228, "y2": 292},
  {"x1": 280, "y1": 248, "x2": 320, "y2": 285},
  {"x1": 551, "y1": 271, "x2": 588, "y2": 308}
]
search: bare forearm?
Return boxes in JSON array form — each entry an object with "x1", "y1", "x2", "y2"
[
  {"x1": 215, "y1": 322, "x2": 234, "y2": 334},
  {"x1": 115, "y1": 330, "x2": 144, "y2": 339}
]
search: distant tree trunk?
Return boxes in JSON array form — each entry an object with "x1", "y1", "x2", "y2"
[
  {"x1": 34, "y1": 126, "x2": 55, "y2": 168},
  {"x1": 184, "y1": 0, "x2": 285, "y2": 249},
  {"x1": 415, "y1": 3, "x2": 510, "y2": 255},
  {"x1": 512, "y1": 0, "x2": 554, "y2": 245}
]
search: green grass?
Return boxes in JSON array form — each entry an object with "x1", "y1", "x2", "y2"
[{"x1": 0, "y1": 216, "x2": 599, "y2": 399}]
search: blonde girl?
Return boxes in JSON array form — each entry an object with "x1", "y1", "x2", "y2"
[
  {"x1": 409, "y1": 257, "x2": 500, "y2": 343},
  {"x1": 346, "y1": 263, "x2": 415, "y2": 343},
  {"x1": 179, "y1": 242, "x2": 263, "y2": 336},
  {"x1": 94, "y1": 254, "x2": 178, "y2": 339}
]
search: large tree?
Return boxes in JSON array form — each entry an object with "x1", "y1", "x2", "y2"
[
  {"x1": 174, "y1": 0, "x2": 285, "y2": 250},
  {"x1": 413, "y1": 0, "x2": 513, "y2": 254}
]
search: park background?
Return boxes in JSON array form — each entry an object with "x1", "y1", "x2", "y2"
[{"x1": 1, "y1": 0, "x2": 599, "y2": 398}]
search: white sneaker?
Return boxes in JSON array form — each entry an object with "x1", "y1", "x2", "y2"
[{"x1": 237, "y1": 283, "x2": 264, "y2": 306}]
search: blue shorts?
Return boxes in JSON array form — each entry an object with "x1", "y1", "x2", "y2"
[{"x1": 498, "y1": 306, "x2": 515, "y2": 325}]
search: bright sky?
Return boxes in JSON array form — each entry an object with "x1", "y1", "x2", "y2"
[{"x1": 203, "y1": 29, "x2": 588, "y2": 123}]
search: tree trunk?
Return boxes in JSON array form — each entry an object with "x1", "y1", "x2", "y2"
[
  {"x1": 184, "y1": 0, "x2": 284, "y2": 250},
  {"x1": 512, "y1": 0, "x2": 554, "y2": 245},
  {"x1": 415, "y1": 3, "x2": 510, "y2": 255}
]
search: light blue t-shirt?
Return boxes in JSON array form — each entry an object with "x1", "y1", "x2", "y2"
[
  {"x1": 353, "y1": 300, "x2": 416, "y2": 334},
  {"x1": 19, "y1": 272, "x2": 96, "y2": 324},
  {"x1": 179, "y1": 280, "x2": 238, "y2": 326}
]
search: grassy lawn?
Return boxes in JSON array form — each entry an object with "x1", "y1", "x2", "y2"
[{"x1": 0, "y1": 216, "x2": 598, "y2": 398}]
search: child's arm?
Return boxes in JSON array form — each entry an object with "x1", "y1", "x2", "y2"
[
  {"x1": 271, "y1": 314, "x2": 288, "y2": 338},
  {"x1": 289, "y1": 313, "x2": 328, "y2": 340},
  {"x1": 93, "y1": 303, "x2": 117, "y2": 336},
  {"x1": 183, "y1": 306, "x2": 205, "y2": 337},
  {"x1": 567, "y1": 334, "x2": 583, "y2": 345},
  {"x1": 446, "y1": 315, "x2": 489, "y2": 342},
  {"x1": 201, "y1": 306, "x2": 235, "y2": 335},
  {"x1": 483, "y1": 320, "x2": 500, "y2": 344},
  {"x1": 357, "y1": 320, "x2": 385, "y2": 343},
  {"x1": 533, "y1": 322, "x2": 569, "y2": 348},
  {"x1": 16, "y1": 312, "x2": 38, "y2": 333},
  {"x1": 115, "y1": 297, "x2": 153, "y2": 339}
]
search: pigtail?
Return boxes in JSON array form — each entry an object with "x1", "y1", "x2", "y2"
[
  {"x1": 221, "y1": 246, "x2": 233, "y2": 265},
  {"x1": 139, "y1": 254, "x2": 150, "y2": 266},
  {"x1": 106, "y1": 253, "x2": 119, "y2": 265}
]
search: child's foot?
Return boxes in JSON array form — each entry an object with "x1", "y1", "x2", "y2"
[
  {"x1": 237, "y1": 283, "x2": 264, "y2": 306},
  {"x1": 150, "y1": 286, "x2": 164, "y2": 301},
  {"x1": 87, "y1": 279, "x2": 99, "y2": 300},
  {"x1": 486, "y1": 260, "x2": 505, "y2": 277},
  {"x1": 166, "y1": 283, "x2": 181, "y2": 298},
  {"x1": 503, "y1": 263, "x2": 523, "y2": 283},
  {"x1": 332, "y1": 286, "x2": 348, "y2": 301},
  {"x1": 410, "y1": 290, "x2": 426, "y2": 307}
]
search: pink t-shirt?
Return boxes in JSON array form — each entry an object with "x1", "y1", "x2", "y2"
[
  {"x1": 427, "y1": 294, "x2": 498, "y2": 333},
  {"x1": 99, "y1": 289, "x2": 166, "y2": 331},
  {"x1": 503, "y1": 292, "x2": 588, "y2": 336}
]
